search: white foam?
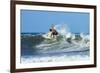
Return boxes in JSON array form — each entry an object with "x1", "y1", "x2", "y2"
[{"x1": 21, "y1": 54, "x2": 89, "y2": 63}]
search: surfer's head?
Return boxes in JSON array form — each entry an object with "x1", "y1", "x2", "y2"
[{"x1": 50, "y1": 29, "x2": 52, "y2": 31}]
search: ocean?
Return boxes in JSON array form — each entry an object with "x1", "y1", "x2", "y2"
[{"x1": 21, "y1": 32, "x2": 90, "y2": 63}]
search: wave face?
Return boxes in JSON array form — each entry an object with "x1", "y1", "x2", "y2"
[{"x1": 21, "y1": 25, "x2": 90, "y2": 63}]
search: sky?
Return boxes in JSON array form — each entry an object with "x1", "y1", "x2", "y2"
[{"x1": 21, "y1": 10, "x2": 90, "y2": 33}]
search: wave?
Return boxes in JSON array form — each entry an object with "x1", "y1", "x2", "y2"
[
  {"x1": 21, "y1": 24, "x2": 90, "y2": 59},
  {"x1": 21, "y1": 25, "x2": 90, "y2": 63}
]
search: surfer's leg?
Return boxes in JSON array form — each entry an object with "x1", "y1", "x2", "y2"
[
  {"x1": 52, "y1": 32, "x2": 54, "y2": 38},
  {"x1": 51, "y1": 33, "x2": 53, "y2": 38}
]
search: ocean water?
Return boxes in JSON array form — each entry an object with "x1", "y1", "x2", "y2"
[{"x1": 21, "y1": 32, "x2": 90, "y2": 63}]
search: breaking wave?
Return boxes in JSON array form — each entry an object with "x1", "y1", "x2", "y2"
[
  {"x1": 35, "y1": 24, "x2": 89, "y2": 53},
  {"x1": 21, "y1": 24, "x2": 90, "y2": 63}
]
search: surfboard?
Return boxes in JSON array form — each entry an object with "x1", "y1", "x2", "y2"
[
  {"x1": 42, "y1": 32, "x2": 57, "y2": 41},
  {"x1": 42, "y1": 32, "x2": 53, "y2": 39}
]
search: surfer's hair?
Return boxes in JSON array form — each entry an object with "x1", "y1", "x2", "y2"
[{"x1": 50, "y1": 29, "x2": 52, "y2": 31}]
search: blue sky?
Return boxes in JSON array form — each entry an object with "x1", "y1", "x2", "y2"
[{"x1": 21, "y1": 10, "x2": 90, "y2": 33}]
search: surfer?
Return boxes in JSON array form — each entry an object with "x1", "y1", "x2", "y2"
[
  {"x1": 42, "y1": 24, "x2": 58, "y2": 40},
  {"x1": 50, "y1": 24, "x2": 58, "y2": 38}
]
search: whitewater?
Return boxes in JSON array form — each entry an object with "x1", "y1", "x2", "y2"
[{"x1": 21, "y1": 25, "x2": 90, "y2": 63}]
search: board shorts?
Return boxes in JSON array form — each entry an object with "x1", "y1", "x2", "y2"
[{"x1": 52, "y1": 31, "x2": 58, "y2": 35}]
